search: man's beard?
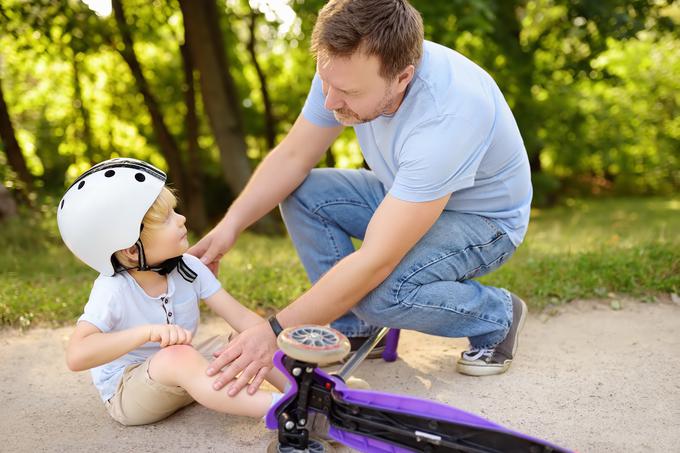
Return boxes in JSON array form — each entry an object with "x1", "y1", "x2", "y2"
[{"x1": 333, "y1": 89, "x2": 396, "y2": 126}]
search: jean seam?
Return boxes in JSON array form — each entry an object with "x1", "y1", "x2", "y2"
[
  {"x1": 395, "y1": 232, "x2": 508, "y2": 304},
  {"x1": 310, "y1": 198, "x2": 370, "y2": 215},
  {"x1": 405, "y1": 301, "x2": 509, "y2": 329},
  {"x1": 309, "y1": 199, "x2": 371, "y2": 262},
  {"x1": 320, "y1": 217, "x2": 342, "y2": 262},
  {"x1": 290, "y1": 192, "x2": 346, "y2": 263}
]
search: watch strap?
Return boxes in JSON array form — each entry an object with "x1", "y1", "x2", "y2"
[{"x1": 268, "y1": 314, "x2": 284, "y2": 337}]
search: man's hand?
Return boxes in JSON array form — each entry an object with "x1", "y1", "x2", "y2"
[
  {"x1": 188, "y1": 222, "x2": 238, "y2": 275},
  {"x1": 206, "y1": 320, "x2": 278, "y2": 396},
  {"x1": 148, "y1": 324, "x2": 193, "y2": 348}
]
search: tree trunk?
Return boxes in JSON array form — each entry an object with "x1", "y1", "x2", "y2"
[
  {"x1": 0, "y1": 182, "x2": 17, "y2": 221},
  {"x1": 493, "y1": 1, "x2": 543, "y2": 170},
  {"x1": 179, "y1": 0, "x2": 280, "y2": 233},
  {"x1": 0, "y1": 77, "x2": 33, "y2": 199},
  {"x1": 111, "y1": 0, "x2": 189, "y2": 207},
  {"x1": 179, "y1": 38, "x2": 208, "y2": 232},
  {"x1": 72, "y1": 52, "x2": 97, "y2": 165},
  {"x1": 247, "y1": 9, "x2": 276, "y2": 150}
]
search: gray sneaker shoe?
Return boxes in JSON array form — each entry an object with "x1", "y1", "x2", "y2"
[{"x1": 456, "y1": 293, "x2": 528, "y2": 376}]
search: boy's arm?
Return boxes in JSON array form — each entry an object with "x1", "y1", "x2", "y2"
[
  {"x1": 203, "y1": 288, "x2": 265, "y2": 333},
  {"x1": 66, "y1": 321, "x2": 191, "y2": 371}
]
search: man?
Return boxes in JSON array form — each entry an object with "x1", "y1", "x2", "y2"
[{"x1": 190, "y1": 0, "x2": 532, "y2": 396}]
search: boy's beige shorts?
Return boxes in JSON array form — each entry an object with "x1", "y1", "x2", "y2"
[{"x1": 105, "y1": 334, "x2": 231, "y2": 426}]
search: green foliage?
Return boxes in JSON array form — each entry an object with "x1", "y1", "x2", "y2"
[
  {"x1": 0, "y1": 197, "x2": 677, "y2": 329},
  {"x1": 0, "y1": 0, "x2": 678, "y2": 208},
  {"x1": 478, "y1": 197, "x2": 679, "y2": 308},
  {"x1": 0, "y1": 200, "x2": 94, "y2": 328}
]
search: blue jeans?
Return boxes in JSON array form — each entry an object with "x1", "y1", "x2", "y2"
[{"x1": 280, "y1": 168, "x2": 517, "y2": 349}]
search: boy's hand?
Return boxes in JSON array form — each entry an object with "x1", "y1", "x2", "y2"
[{"x1": 148, "y1": 324, "x2": 193, "y2": 348}]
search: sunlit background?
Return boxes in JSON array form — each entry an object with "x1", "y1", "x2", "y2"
[{"x1": 0, "y1": 0, "x2": 677, "y2": 328}]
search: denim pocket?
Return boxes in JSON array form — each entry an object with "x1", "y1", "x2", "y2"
[
  {"x1": 480, "y1": 215, "x2": 504, "y2": 238},
  {"x1": 461, "y1": 248, "x2": 513, "y2": 281}
]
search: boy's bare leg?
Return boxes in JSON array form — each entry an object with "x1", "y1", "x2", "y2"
[{"x1": 148, "y1": 345, "x2": 284, "y2": 418}]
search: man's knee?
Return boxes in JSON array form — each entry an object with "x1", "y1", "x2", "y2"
[
  {"x1": 288, "y1": 168, "x2": 327, "y2": 200},
  {"x1": 352, "y1": 282, "x2": 402, "y2": 327},
  {"x1": 280, "y1": 170, "x2": 320, "y2": 217}
]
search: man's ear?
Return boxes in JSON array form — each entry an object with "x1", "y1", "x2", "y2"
[{"x1": 396, "y1": 65, "x2": 415, "y2": 92}]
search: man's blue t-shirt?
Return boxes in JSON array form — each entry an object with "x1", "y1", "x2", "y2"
[{"x1": 302, "y1": 40, "x2": 532, "y2": 246}]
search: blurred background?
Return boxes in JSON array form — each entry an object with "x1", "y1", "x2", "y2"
[{"x1": 0, "y1": 0, "x2": 678, "y2": 328}]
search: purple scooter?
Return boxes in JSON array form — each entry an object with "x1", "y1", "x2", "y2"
[{"x1": 265, "y1": 325, "x2": 571, "y2": 453}]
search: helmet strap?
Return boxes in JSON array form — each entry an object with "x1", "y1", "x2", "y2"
[{"x1": 113, "y1": 240, "x2": 197, "y2": 283}]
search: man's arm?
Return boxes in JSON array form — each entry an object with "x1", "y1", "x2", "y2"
[
  {"x1": 189, "y1": 116, "x2": 343, "y2": 270},
  {"x1": 278, "y1": 193, "x2": 450, "y2": 325},
  {"x1": 213, "y1": 193, "x2": 451, "y2": 395}
]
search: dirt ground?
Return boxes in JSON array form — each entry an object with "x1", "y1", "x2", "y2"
[{"x1": 2, "y1": 298, "x2": 678, "y2": 452}]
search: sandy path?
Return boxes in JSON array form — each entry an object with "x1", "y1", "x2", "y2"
[{"x1": 1, "y1": 299, "x2": 678, "y2": 452}]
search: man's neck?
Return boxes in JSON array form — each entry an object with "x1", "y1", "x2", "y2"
[{"x1": 383, "y1": 84, "x2": 410, "y2": 116}]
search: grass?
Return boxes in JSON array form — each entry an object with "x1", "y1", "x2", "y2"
[{"x1": 1, "y1": 197, "x2": 678, "y2": 329}]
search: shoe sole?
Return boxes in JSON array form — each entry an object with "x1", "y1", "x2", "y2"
[{"x1": 456, "y1": 360, "x2": 510, "y2": 376}]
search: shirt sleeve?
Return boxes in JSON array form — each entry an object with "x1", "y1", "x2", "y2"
[
  {"x1": 301, "y1": 73, "x2": 342, "y2": 128},
  {"x1": 389, "y1": 113, "x2": 492, "y2": 202},
  {"x1": 182, "y1": 254, "x2": 222, "y2": 299},
  {"x1": 78, "y1": 277, "x2": 121, "y2": 333}
]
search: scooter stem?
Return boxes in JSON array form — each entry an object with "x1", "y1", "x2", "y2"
[{"x1": 336, "y1": 327, "x2": 390, "y2": 381}]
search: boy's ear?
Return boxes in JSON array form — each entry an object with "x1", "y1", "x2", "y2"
[{"x1": 121, "y1": 245, "x2": 139, "y2": 261}]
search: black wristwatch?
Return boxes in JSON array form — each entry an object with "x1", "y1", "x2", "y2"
[{"x1": 267, "y1": 314, "x2": 284, "y2": 337}]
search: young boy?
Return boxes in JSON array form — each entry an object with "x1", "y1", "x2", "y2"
[{"x1": 57, "y1": 158, "x2": 287, "y2": 426}]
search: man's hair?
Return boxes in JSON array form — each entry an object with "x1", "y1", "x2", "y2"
[
  {"x1": 311, "y1": 0, "x2": 424, "y2": 80},
  {"x1": 114, "y1": 186, "x2": 177, "y2": 268}
]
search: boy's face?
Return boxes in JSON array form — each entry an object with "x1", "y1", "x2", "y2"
[{"x1": 142, "y1": 210, "x2": 189, "y2": 264}]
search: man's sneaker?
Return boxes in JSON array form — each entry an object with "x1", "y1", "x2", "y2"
[
  {"x1": 348, "y1": 335, "x2": 386, "y2": 360},
  {"x1": 456, "y1": 293, "x2": 528, "y2": 376},
  {"x1": 322, "y1": 335, "x2": 387, "y2": 367}
]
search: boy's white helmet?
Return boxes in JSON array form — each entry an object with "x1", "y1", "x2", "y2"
[{"x1": 57, "y1": 158, "x2": 166, "y2": 276}]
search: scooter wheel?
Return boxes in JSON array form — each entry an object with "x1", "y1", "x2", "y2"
[
  {"x1": 266, "y1": 436, "x2": 336, "y2": 453},
  {"x1": 277, "y1": 325, "x2": 350, "y2": 364}
]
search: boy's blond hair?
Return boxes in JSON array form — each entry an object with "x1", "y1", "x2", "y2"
[{"x1": 114, "y1": 186, "x2": 177, "y2": 268}]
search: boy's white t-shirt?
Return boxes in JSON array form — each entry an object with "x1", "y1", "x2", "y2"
[{"x1": 78, "y1": 254, "x2": 221, "y2": 402}]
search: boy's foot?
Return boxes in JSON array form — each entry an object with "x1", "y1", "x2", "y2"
[
  {"x1": 344, "y1": 376, "x2": 371, "y2": 390},
  {"x1": 456, "y1": 294, "x2": 527, "y2": 376}
]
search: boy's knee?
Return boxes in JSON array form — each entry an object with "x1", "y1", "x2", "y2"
[
  {"x1": 151, "y1": 345, "x2": 201, "y2": 375},
  {"x1": 156, "y1": 344, "x2": 198, "y2": 362}
]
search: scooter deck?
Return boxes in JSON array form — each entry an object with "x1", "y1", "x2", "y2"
[{"x1": 266, "y1": 351, "x2": 571, "y2": 453}]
